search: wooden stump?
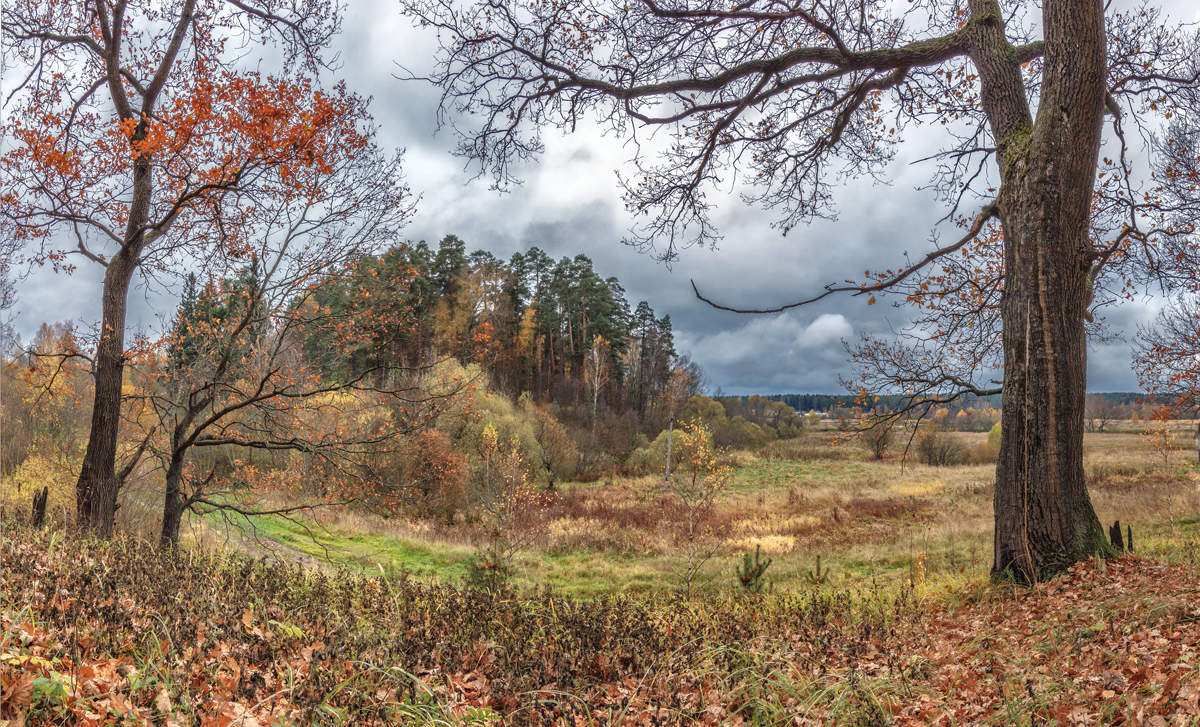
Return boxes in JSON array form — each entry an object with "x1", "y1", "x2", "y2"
[{"x1": 31, "y1": 486, "x2": 48, "y2": 528}]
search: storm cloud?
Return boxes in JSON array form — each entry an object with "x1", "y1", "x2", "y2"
[{"x1": 10, "y1": 0, "x2": 1195, "y2": 395}]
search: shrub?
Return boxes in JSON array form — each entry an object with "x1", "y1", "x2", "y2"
[
  {"x1": 961, "y1": 442, "x2": 1000, "y2": 465},
  {"x1": 987, "y1": 421, "x2": 1002, "y2": 448},
  {"x1": 425, "y1": 360, "x2": 549, "y2": 487},
  {"x1": 625, "y1": 445, "x2": 659, "y2": 476},
  {"x1": 402, "y1": 428, "x2": 468, "y2": 520},
  {"x1": 916, "y1": 427, "x2": 963, "y2": 467},
  {"x1": 860, "y1": 419, "x2": 895, "y2": 460},
  {"x1": 533, "y1": 405, "x2": 579, "y2": 481}
]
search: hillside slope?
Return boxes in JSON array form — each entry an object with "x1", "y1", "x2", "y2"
[{"x1": 3, "y1": 524, "x2": 1200, "y2": 725}]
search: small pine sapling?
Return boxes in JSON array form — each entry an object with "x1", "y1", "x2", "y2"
[
  {"x1": 804, "y1": 555, "x2": 832, "y2": 586},
  {"x1": 736, "y1": 544, "x2": 772, "y2": 594}
]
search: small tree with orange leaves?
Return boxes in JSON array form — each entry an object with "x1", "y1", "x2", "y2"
[
  {"x1": 667, "y1": 418, "x2": 732, "y2": 597},
  {"x1": 1, "y1": 0, "x2": 376, "y2": 536}
]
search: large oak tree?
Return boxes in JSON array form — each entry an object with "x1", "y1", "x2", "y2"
[{"x1": 401, "y1": 0, "x2": 1200, "y2": 580}]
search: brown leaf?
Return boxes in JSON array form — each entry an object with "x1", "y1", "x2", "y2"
[
  {"x1": 155, "y1": 688, "x2": 173, "y2": 715},
  {"x1": 1, "y1": 672, "x2": 35, "y2": 715}
]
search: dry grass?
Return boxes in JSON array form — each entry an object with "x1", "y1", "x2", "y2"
[{"x1": 182, "y1": 427, "x2": 1200, "y2": 596}]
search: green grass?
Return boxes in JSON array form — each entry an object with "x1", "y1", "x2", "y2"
[
  {"x1": 202, "y1": 509, "x2": 475, "y2": 582},
  {"x1": 727, "y1": 456, "x2": 871, "y2": 492},
  {"x1": 186, "y1": 429, "x2": 1200, "y2": 600}
]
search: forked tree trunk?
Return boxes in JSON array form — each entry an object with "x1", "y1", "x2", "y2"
[
  {"x1": 972, "y1": 0, "x2": 1111, "y2": 580},
  {"x1": 75, "y1": 252, "x2": 139, "y2": 536}
]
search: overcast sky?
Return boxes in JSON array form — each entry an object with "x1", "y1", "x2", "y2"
[{"x1": 9, "y1": 1, "x2": 1199, "y2": 394}]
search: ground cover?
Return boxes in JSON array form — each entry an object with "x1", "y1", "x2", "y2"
[{"x1": 3, "y1": 522, "x2": 1200, "y2": 725}]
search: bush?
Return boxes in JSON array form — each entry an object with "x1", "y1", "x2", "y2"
[
  {"x1": 917, "y1": 427, "x2": 963, "y2": 466},
  {"x1": 987, "y1": 421, "x2": 1002, "y2": 448},
  {"x1": 625, "y1": 445, "x2": 659, "y2": 476},
  {"x1": 424, "y1": 360, "x2": 550, "y2": 488},
  {"x1": 522, "y1": 395, "x2": 579, "y2": 481},
  {"x1": 961, "y1": 442, "x2": 1000, "y2": 465},
  {"x1": 860, "y1": 420, "x2": 895, "y2": 460},
  {"x1": 401, "y1": 428, "x2": 468, "y2": 520}
]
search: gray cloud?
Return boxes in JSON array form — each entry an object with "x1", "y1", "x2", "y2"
[{"x1": 11, "y1": 0, "x2": 1195, "y2": 395}]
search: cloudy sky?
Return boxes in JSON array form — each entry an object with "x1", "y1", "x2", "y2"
[{"x1": 9, "y1": 1, "x2": 1198, "y2": 394}]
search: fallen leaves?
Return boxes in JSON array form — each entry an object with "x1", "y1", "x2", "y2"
[{"x1": 4, "y1": 524, "x2": 1200, "y2": 725}]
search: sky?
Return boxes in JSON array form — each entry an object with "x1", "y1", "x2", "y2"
[{"x1": 8, "y1": 1, "x2": 1199, "y2": 395}]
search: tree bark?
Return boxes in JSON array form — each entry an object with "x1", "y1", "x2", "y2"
[
  {"x1": 973, "y1": 0, "x2": 1111, "y2": 581},
  {"x1": 75, "y1": 252, "x2": 139, "y2": 536},
  {"x1": 160, "y1": 455, "x2": 187, "y2": 546}
]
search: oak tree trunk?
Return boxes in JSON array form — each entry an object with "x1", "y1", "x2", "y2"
[
  {"x1": 160, "y1": 455, "x2": 186, "y2": 547},
  {"x1": 75, "y1": 253, "x2": 138, "y2": 536},
  {"x1": 973, "y1": 0, "x2": 1111, "y2": 580},
  {"x1": 992, "y1": 190, "x2": 1109, "y2": 580}
]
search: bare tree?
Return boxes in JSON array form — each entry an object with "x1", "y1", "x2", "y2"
[
  {"x1": 133, "y1": 146, "x2": 420, "y2": 545},
  {"x1": 1136, "y1": 295, "x2": 1200, "y2": 463},
  {"x1": 860, "y1": 415, "x2": 895, "y2": 460},
  {"x1": 401, "y1": 0, "x2": 1200, "y2": 580},
  {"x1": 1085, "y1": 395, "x2": 1121, "y2": 434}
]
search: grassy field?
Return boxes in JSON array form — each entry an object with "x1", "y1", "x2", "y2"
[{"x1": 189, "y1": 425, "x2": 1200, "y2": 598}]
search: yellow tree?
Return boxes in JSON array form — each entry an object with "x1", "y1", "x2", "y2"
[{"x1": 668, "y1": 418, "x2": 732, "y2": 596}]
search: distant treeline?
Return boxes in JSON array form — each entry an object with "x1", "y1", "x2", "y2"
[{"x1": 725, "y1": 392, "x2": 1158, "y2": 415}]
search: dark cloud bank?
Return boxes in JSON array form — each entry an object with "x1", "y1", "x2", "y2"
[{"x1": 13, "y1": 0, "x2": 1190, "y2": 395}]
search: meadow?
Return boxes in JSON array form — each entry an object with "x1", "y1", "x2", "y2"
[{"x1": 180, "y1": 423, "x2": 1200, "y2": 598}]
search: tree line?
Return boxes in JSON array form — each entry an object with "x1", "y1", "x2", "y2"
[{"x1": 298, "y1": 235, "x2": 686, "y2": 428}]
